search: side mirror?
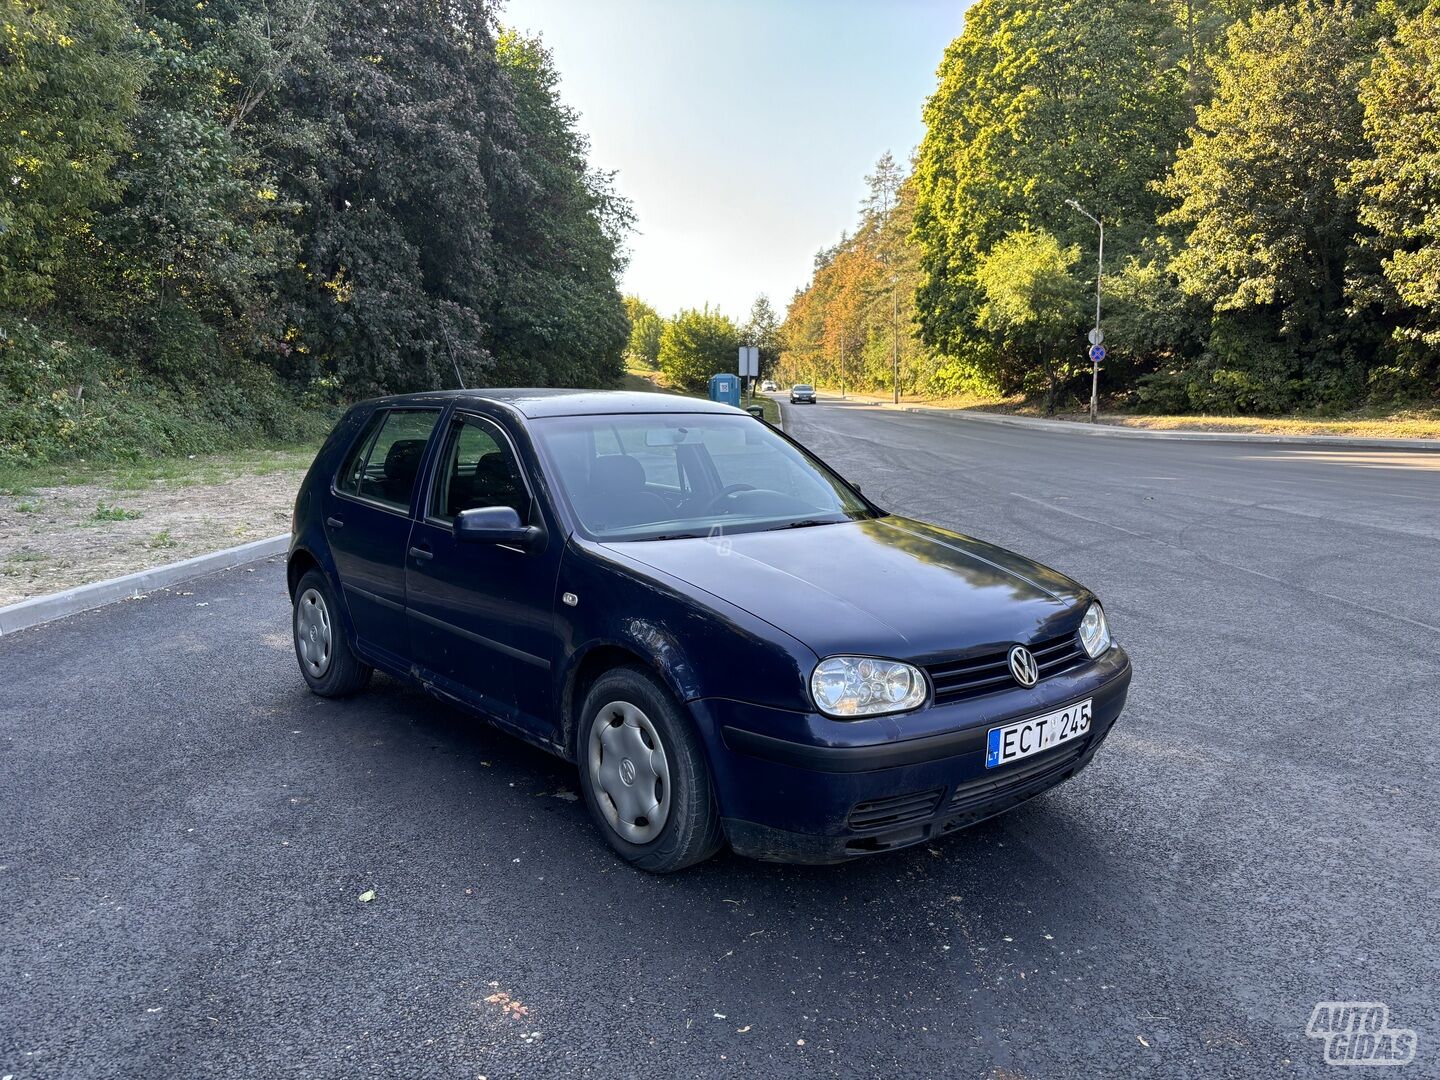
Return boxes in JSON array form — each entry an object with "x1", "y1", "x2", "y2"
[{"x1": 454, "y1": 505, "x2": 543, "y2": 550}]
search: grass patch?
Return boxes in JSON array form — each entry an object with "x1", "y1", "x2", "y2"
[
  {"x1": 1079, "y1": 409, "x2": 1440, "y2": 439},
  {"x1": 147, "y1": 528, "x2": 178, "y2": 550},
  {"x1": 0, "y1": 440, "x2": 322, "y2": 496},
  {"x1": 3, "y1": 548, "x2": 47, "y2": 567},
  {"x1": 93, "y1": 501, "x2": 142, "y2": 522},
  {"x1": 13, "y1": 500, "x2": 39, "y2": 513}
]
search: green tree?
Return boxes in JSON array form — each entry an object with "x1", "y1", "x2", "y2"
[
  {"x1": 659, "y1": 307, "x2": 740, "y2": 391},
  {"x1": 1348, "y1": 1, "x2": 1440, "y2": 392},
  {"x1": 624, "y1": 296, "x2": 664, "y2": 368},
  {"x1": 489, "y1": 30, "x2": 630, "y2": 388},
  {"x1": 100, "y1": 0, "x2": 301, "y2": 379},
  {"x1": 272, "y1": 0, "x2": 510, "y2": 394},
  {"x1": 913, "y1": 0, "x2": 1188, "y2": 362},
  {"x1": 743, "y1": 295, "x2": 781, "y2": 379},
  {"x1": 1162, "y1": 0, "x2": 1374, "y2": 408},
  {"x1": 973, "y1": 229, "x2": 1085, "y2": 412},
  {"x1": 0, "y1": 0, "x2": 144, "y2": 310}
]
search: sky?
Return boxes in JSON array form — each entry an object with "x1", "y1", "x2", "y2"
[{"x1": 502, "y1": 0, "x2": 970, "y2": 321}]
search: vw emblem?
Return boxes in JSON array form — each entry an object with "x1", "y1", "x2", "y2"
[
  {"x1": 1008, "y1": 645, "x2": 1039, "y2": 688},
  {"x1": 618, "y1": 758, "x2": 637, "y2": 785}
]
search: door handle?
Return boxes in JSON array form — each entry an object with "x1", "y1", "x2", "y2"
[
  {"x1": 409, "y1": 545, "x2": 433, "y2": 561},
  {"x1": 325, "y1": 516, "x2": 344, "y2": 529}
]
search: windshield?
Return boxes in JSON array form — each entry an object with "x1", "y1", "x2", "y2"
[
  {"x1": 530, "y1": 412, "x2": 878, "y2": 542},
  {"x1": 795, "y1": 385, "x2": 813, "y2": 391}
]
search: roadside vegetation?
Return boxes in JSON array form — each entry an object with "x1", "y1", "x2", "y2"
[
  {"x1": 621, "y1": 359, "x2": 781, "y2": 426},
  {"x1": 0, "y1": 0, "x2": 629, "y2": 471},
  {"x1": 774, "y1": 0, "x2": 1440, "y2": 423},
  {"x1": 0, "y1": 444, "x2": 315, "y2": 605}
]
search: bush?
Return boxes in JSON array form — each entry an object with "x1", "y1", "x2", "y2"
[
  {"x1": 0, "y1": 319, "x2": 332, "y2": 465},
  {"x1": 659, "y1": 307, "x2": 741, "y2": 391}
]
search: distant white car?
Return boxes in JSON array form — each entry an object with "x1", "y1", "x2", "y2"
[{"x1": 761, "y1": 380, "x2": 777, "y2": 392}]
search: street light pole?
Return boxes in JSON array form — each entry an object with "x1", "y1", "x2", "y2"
[{"x1": 1066, "y1": 198, "x2": 1104, "y2": 423}]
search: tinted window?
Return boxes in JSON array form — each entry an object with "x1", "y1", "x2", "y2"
[
  {"x1": 429, "y1": 415, "x2": 530, "y2": 522},
  {"x1": 531, "y1": 412, "x2": 875, "y2": 541},
  {"x1": 335, "y1": 409, "x2": 440, "y2": 510}
]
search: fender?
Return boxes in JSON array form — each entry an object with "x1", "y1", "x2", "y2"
[{"x1": 552, "y1": 538, "x2": 818, "y2": 760}]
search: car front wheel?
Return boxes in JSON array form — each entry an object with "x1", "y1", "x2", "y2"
[
  {"x1": 577, "y1": 666, "x2": 724, "y2": 873},
  {"x1": 292, "y1": 568, "x2": 373, "y2": 698}
]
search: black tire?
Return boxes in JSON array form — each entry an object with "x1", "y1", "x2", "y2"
[
  {"x1": 292, "y1": 568, "x2": 372, "y2": 698},
  {"x1": 576, "y1": 665, "x2": 724, "y2": 873}
]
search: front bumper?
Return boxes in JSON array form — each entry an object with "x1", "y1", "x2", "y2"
[{"x1": 689, "y1": 645, "x2": 1131, "y2": 864}]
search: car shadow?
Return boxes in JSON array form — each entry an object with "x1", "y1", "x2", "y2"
[{"x1": 335, "y1": 672, "x2": 1123, "y2": 931}]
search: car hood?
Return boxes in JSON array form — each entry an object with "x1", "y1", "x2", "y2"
[{"x1": 605, "y1": 515, "x2": 1088, "y2": 661}]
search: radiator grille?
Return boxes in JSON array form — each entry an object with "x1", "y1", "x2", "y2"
[{"x1": 925, "y1": 633, "x2": 1089, "y2": 704}]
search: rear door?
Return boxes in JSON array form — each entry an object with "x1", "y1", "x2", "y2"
[
  {"x1": 325, "y1": 407, "x2": 442, "y2": 667},
  {"x1": 405, "y1": 411, "x2": 563, "y2": 741}
]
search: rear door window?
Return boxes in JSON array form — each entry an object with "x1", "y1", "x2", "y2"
[{"x1": 335, "y1": 409, "x2": 441, "y2": 511}]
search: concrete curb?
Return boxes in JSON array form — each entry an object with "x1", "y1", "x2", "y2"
[
  {"x1": 803, "y1": 396, "x2": 1440, "y2": 451},
  {"x1": 0, "y1": 534, "x2": 289, "y2": 637}
]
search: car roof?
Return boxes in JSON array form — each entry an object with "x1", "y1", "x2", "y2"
[{"x1": 359, "y1": 388, "x2": 745, "y2": 419}]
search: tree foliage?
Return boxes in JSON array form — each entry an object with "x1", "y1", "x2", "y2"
[
  {"x1": 912, "y1": 0, "x2": 1188, "y2": 361},
  {"x1": 777, "y1": 158, "x2": 963, "y2": 395},
  {"x1": 1161, "y1": 1, "x2": 1372, "y2": 408},
  {"x1": 974, "y1": 229, "x2": 1085, "y2": 412},
  {"x1": 0, "y1": 0, "x2": 629, "y2": 463},
  {"x1": 783, "y1": 0, "x2": 1439, "y2": 413},
  {"x1": 624, "y1": 295, "x2": 664, "y2": 368},
  {"x1": 1349, "y1": 1, "x2": 1440, "y2": 385},
  {"x1": 742, "y1": 295, "x2": 781, "y2": 379},
  {"x1": 0, "y1": 0, "x2": 144, "y2": 310},
  {"x1": 659, "y1": 307, "x2": 740, "y2": 391}
]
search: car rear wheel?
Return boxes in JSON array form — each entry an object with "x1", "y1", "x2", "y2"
[
  {"x1": 577, "y1": 666, "x2": 724, "y2": 873},
  {"x1": 292, "y1": 568, "x2": 372, "y2": 698}
]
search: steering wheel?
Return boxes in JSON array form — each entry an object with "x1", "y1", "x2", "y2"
[{"x1": 699, "y1": 483, "x2": 756, "y2": 515}]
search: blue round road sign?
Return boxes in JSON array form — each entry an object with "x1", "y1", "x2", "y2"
[{"x1": 1089, "y1": 344, "x2": 1106, "y2": 362}]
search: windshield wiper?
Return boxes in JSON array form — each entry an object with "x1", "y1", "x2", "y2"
[
  {"x1": 632, "y1": 530, "x2": 711, "y2": 542},
  {"x1": 766, "y1": 517, "x2": 845, "y2": 531}
]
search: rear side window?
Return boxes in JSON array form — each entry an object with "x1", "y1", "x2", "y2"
[{"x1": 335, "y1": 409, "x2": 440, "y2": 510}]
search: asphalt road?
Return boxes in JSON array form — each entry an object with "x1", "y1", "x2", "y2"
[{"x1": 3, "y1": 398, "x2": 1437, "y2": 1079}]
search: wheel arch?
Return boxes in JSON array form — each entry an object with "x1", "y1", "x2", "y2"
[
  {"x1": 560, "y1": 637, "x2": 698, "y2": 760},
  {"x1": 286, "y1": 547, "x2": 323, "y2": 599}
]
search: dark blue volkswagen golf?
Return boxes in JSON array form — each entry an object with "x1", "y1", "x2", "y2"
[{"x1": 288, "y1": 390, "x2": 1131, "y2": 871}]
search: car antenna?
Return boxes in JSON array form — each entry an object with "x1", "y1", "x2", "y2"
[{"x1": 440, "y1": 322, "x2": 467, "y2": 390}]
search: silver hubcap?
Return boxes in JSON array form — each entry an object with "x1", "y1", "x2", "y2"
[
  {"x1": 295, "y1": 587, "x2": 333, "y2": 678},
  {"x1": 588, "y1": 700, "x2": 671, "y2": 844}
]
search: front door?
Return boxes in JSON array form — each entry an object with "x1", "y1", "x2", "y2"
[
  {"x1": 405, "y1": 412, "x2": 561, "y2": 741},
  {"x1": 325, "y1": 407, "x2": 441, "y2": 667}
]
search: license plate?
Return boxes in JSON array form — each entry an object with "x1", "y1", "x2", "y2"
[{"x1": 985, "y1": 699, "x2": 1092, "y2": 769}]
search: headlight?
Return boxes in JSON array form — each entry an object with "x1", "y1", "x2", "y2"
[
  {"x1": 1078, "y1": 602, "x2": 1112, "y2": 658},
  {"x1": 810, "y1": 656, "x2": 927, "y2": 718}
]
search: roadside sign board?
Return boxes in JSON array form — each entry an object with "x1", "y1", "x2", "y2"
[
  {"x1": 1089, "y1": 344, "x2": 1106, "y2": 363},
  {"x1": 738, "y1": 346, "x2": 759, "y2": 378},
  {"x1": 1088, "y1": 327, "x2": 1105, "y2": 346}
]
